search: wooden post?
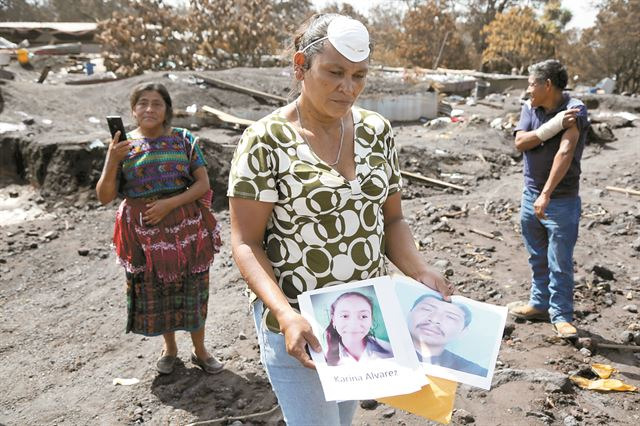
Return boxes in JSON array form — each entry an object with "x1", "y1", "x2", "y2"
[
  {"x1": 400, "y1": 170, "x2": 465, "y2": 191},
  {"x1": 606, "y1": 186, "x2": 640, "y2": 196},
  {"x1": 194, "y1": 74, "x2": 287, "y2": 105},
  {"x1": 201, "y1": 105, "x2": 255, "y2": 129},
  {"x1": 433, "y1": 31, "x2": 450, "y2": 70}
]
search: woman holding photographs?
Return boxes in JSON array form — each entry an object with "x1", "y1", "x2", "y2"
[
  {"x1": 96, "y1": 83, "x2": 223, "y2": 376},
  {"x1": 324, "y1": 292, "x2": 392, "y2": 366},
  {"x1": 228, "y1": 14, "x2": 452, "y2": 425}
]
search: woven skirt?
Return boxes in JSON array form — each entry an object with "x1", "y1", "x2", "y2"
[{"x1": 113, "y1": 197, "x2": 222, "y2": 336}]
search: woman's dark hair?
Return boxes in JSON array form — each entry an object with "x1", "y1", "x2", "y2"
[
  {"x1": 285, "y1": 13, "x2": 374, "y2": 97},
  {"x1": 129, "y1": 82, "x2": 173, "y2": 128},
  {"x1": 290, "y1": 13, "x2": 339, "y2": 70},
  {"x1": 324, "y1": 291, "x2": 374, "y2": 366},
  {"x1": 528, "y1": 59, "x2": 569, "y2": 90}
]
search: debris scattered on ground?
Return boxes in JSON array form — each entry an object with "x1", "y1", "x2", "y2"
[
  {"x1": 1, "y1": 62, "x2": 639, "y2": 425},
  {"x1": 112, "y1": 377, "x2": 140, "y2": 386},
  {"x1": 570, "y1": 364, "x2": 637, "y2": 392}
]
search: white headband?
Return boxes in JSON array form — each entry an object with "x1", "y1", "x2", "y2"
[{"x1": 300, "y1": 16, "x2": 370, "y2": 63}]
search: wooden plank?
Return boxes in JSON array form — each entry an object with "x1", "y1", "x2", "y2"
[
  {"x1": 477, "y1": 100, "x2": 504, "y2": 109},
  {"x1": 441, "y1": 210, "x2": 467, "y2": 218},
  {"x1": 400, "y1": 170, "x2": 465, "y2": 191},
  {"x1": 64, "y1": 76, "x2": 120, "y2": 85},
  {"x1": 436, "y1": 67, "x2": 528, "y2": 80},
  {"x1": 0, "y1": 68, "x2": 15, "y2": 80},
  {"x1": 31, "y1": 42, "x2": 82, "y2": 55},
  {"x1": 597, "y1": 342, "x2": 640, "y2": 351},
  {"x1": 606, "y1": 186, "x2": 640, "y2": 196},
  {"x1": 202, "y1": 105, "x2": 255, "y2": 129},
  {"x1": 470, "y1": 228, "x2": 497, "y2": 240},
  {"x1": 194, "y1": 73, "x2": 287, "y2": 105},
  {"x1": 37, "y1": 66, "x2": 51, "y2": 84},
  {"x1": 375, "y1": 65, "x2": 526, "y2": 80}
]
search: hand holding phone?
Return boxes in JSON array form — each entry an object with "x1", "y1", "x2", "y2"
[
  {"x1": 105, "y1": 115, "x2": 130, "y2": 164},
  {"x1": 106, "y1": 116, "x2": 127, "y2": 142}
]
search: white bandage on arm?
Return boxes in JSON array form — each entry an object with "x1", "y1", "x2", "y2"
[{"x1": 534, "y1": 110, "x2": 566, "y2": 141}]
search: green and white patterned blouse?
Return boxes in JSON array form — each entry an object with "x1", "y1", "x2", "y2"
[{"x1": 228, "y1": 106, "x2": 403, "y2": 332}]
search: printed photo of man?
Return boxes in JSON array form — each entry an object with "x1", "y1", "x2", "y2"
[{"x1": 408, "y1": 294, "x2": 488, "y2": 377}]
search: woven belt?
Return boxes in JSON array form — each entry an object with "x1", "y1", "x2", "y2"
[{"x1": 127, "y1": 190, "x2": 185, "y2": 204}]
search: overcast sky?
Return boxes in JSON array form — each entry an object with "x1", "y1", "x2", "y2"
[{"x1": 562, "y1": 0, "x2": 599, "y2": 29}]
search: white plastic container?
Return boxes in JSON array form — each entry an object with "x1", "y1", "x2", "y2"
[{"x1": 0, "y1": 52, "x2": 10, "y2": 66}]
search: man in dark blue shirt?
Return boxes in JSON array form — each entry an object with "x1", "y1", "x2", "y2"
[{"x1": 509, "y1": 59, "x2": 589, "y2": 339}]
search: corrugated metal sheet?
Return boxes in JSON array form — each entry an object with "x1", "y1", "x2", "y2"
[
  {"x1": 0, "y1": 22, "x2": 97, "y2": 32},
  {"x1": 357, "y1": 92, "x2": 438, "y2": 121},
  {"x1": 0, "y1": 22, "x2": 97, "y2": 44}
]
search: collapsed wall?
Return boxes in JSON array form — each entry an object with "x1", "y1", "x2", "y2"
[{"x1": 0, "y1": 134, "x2": 25, "y2": 182}]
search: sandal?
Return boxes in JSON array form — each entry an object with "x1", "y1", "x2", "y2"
[
  {"x1": 156, "y1": 351, "x2": 177, "y2": 375},
  {"x1": 191, "y1": 352, "x2": 224, "y2": 374}
]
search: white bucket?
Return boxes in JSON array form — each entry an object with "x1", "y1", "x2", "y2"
[{"x1": 0, "y1": 52, "x2": 10, "y2": 66}]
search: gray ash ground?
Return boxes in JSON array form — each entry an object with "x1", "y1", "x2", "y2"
[{"x1": 1, "y1": 65, "x2": 639, "y2": 425}]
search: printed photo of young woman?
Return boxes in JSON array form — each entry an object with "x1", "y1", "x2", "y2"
[{"x1": 314, "y1": 288, "x2": 393, "y2": 366}]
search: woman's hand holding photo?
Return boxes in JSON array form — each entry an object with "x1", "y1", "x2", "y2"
[{"x1": 279, "y1": 310, "x2": 322, "y2": 369}]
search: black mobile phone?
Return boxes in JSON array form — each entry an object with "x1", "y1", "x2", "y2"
[{"x1": 106, "y1": 116, "x2": 127, "y2": 142}]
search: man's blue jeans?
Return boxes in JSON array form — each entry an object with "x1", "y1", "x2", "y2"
[
  {"x1": 252, "y1": 301, "x2": 357, "y2": 425},
  {"x1": 520, "y1": 188, "x2": 581, "y2": 323}
]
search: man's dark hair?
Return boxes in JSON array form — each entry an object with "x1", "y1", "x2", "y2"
[
  {"x1": 410, "y1": 293, "x2": 472, "y2": 328},
  {"x1": 528, "y1": 59, "x2": 569, "y2": 90}
]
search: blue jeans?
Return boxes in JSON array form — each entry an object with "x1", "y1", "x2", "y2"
[
  {"x1": 252, "y1": 301, "x2": 358, "y2": 426},
  {"x1": 520, "y1": 188, "x2": 581, "y2": 323}
]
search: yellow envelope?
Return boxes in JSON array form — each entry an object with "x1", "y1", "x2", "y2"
[{"x1": 377, "y1": 376, "x2": 458, "y2": 424}]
